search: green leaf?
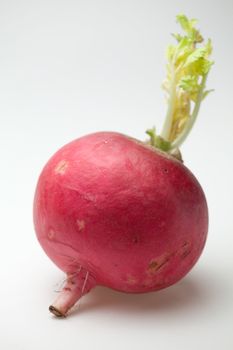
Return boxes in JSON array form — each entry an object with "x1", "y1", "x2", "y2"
[
  {"x1": 171, "y1": 33, "x2": 182, "y2": 42},
  {"x1": 146, "y1": 128, "x2": 171, "y2": 151},
  {"x1": 166, "y1": 45, "x2": 176, "y2": 61},
  {"x1": 179, "y1": 75, "x2": 199, "y2": 92},
  {"x1": 176, "y1": 14, "x2": 203, "y2": 43},
  {"x1": 184, "y1": 47, "x2": 207, "y2": 66},
  {"x1": 202, "y1": 89, "x2": 215, "y2": 100},
  {"x1": 176, "y1": 14, "x2": 194, "y2": 34}
]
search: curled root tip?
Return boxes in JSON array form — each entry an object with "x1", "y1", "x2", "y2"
[{"x1": 49, "y1": 305, "x2": 66, "y2": 318}]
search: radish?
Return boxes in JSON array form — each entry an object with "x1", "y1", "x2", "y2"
[{"x1": 33, "y1": 14, "x2": 213, "y2": 317}]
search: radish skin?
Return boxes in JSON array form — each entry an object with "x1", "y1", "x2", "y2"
[{"x1": 34, "y1": 132, "x2": 208, "y2": 316}]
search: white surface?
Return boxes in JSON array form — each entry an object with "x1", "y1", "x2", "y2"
[{"x1": 1, "y1": 0, "x2": 233, "y2": 349}]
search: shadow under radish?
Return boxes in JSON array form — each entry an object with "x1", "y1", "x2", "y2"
[{"x1": 68, "y1": 269, "x2": 219, "y2": 318}]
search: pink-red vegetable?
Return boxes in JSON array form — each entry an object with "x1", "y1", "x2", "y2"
[
  {"x1": 34, "y1": 132, "x2": 208, "y2": 317},
  {"x1": 33, "y1": 14, "x2": 213, "y2": 317}
]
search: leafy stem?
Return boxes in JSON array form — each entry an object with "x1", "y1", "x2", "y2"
[
  {"x1": 147, "y1": 14, "x2": 214, "y2": 155},
  {"x1": 160, "y1": 64, "x2": 177, "y2": 140},
  {"x1": 170, "y1": 73, "x2": 207, "y2": 150}
]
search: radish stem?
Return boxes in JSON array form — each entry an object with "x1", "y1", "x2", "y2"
[
  {"x1": 147, "y1": 14, "x2": 214, "y2": 153},
  {"x1": 170, "y1": 74, "x2": 207, "y2": 150}
]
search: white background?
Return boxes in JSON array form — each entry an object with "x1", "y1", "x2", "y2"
[{"x1": 1, "y1": 0, "x2": 233, "y2": 349}]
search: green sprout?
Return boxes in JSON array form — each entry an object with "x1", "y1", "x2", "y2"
[{"x1": 147, "y1": 14, "x2": 214, "y2": 153}]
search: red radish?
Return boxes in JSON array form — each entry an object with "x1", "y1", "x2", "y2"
[
  {"x1": 34, "y1": 132, "x2": 208, "y2": 316},
  {"x1": 33, "y1": 14, "x2": 213, "y2": 317}
]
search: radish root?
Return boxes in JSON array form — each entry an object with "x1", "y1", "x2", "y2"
[{"x1": 49, "y1": 268, "x2": 96, "y2": 317}]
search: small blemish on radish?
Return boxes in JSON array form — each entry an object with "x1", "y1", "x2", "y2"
[
  {"x1": 76, "y1": 219, "x2": 85, "y2": 231},
  {"x1": 178, "y1": 241, "x2": 191, "y2": 259},
  {"x1": 55, "y1": 160, "x2": 68, "y2": 175},
  {"x1": 132, "y1": 235, "x2": 139, "y2": 244},
  {"x1": 126, "y1": 274, "x2": 137, "y2": 285},
  {"x1": 48, "y1": 228, "x2": 55, "y2": 240},
  {"x1": 181, "y1": 250, "x2": 191, "y2": 258},
  {"x1": 125, "y1": 159, "x2": 134, "y2": 171},
  {"x1": 148, "y1": 260, "x2": 159, "y2": 272},
  {"x1": 147, "y1": 254, "x2": 172, "y2": 275}
]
